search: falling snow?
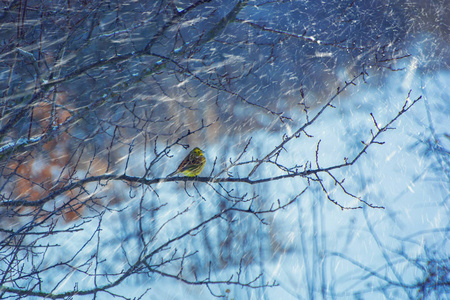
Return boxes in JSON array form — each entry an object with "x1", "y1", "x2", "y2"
[{"x1": 0, "y1": 1, "x2": 448, "y2": 299}]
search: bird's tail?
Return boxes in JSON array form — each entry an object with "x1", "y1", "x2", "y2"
[{"x1": 166, "y1": 170, "x2": 178, "y2": 177}]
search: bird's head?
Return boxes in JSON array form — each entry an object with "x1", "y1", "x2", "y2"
[{"x1": 192, "y1": 147, "x2": 204, "y2": 156}]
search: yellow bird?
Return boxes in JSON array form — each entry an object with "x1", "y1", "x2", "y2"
[{"x1": 167, "y1": 147, "x2": 206, "y2": 177}]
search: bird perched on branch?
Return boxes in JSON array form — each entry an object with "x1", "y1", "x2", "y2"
[{"x1": 167, "y1": 147, "x2": 206, "y2": 177}]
